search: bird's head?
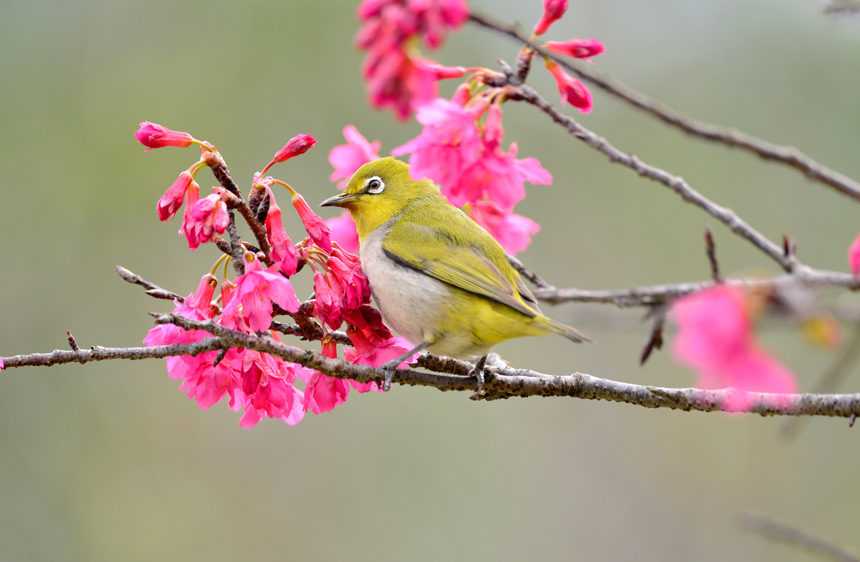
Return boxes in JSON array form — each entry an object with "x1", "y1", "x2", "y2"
[{"x1": 320, "y1": 157, "x2": 438, "y2": 241}]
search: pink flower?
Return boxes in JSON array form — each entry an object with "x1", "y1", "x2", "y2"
[
  {"x1": 135, "y1": 121, "x2": 195, "y2": 151},
  {"x1": 356, "y1": 0, "x2": 469, "y2": 119},
  {"x1": 157, "y1": 170, "x2": 194, "y2": 221},
  {"x1": 303, "y1": 371, "x2": 351, "y2": 414},
  {"x1": 545, "y1": 60, "x2": 593, "y2": 113},
  {"x1": 391, "y1": 97, "x2": 485, "y2": 190},
  {"x1": 544, "y1": 38, "x2": 605, "y2": 62},
  {"x1": 329, "y1": 126, "x2": 381, "y2": 189},
  {"x1": 292, "y1": 192, "x2": 332, "y2": 252},
  {"x1": 416, "y1": 58, "x2": 468, "y2": 79},
  {"x1": 671, "y1": 286, "x2": 799, "y2": 412},
  {"x1": 221, "y1": 252, "x2": 301, "y2": 333},
  {"x1": 848, "y1": 232, "x2": 860, "y2": 276},
  {"x1": 312, "y1": 247, "x2": 372, "y2": 329},
  {"x1": 326, "y1": 212, "x2": 360, "y2": 254},
  {"x1": 272, "y1": 134, "x2": 316, "y2": 163},
  {"x1": 533, "y1": 0, "x2": 568, "y2": 36},
  {"x1": 177, "y1": 348, "x2": 241, "y2": 410},
  {"x1": 144, "y1": 274, "x2": 220, "y2": 388},
  {"x1": 178, "y1": 181, "x2": 200, "y2": 246},
  {"x1": 263, "y1": 192, "x2": 299, "y2": 276},
  {"x1": 345, "y1": 325, "x2": 417, "y2": 370},
  {"x1": 450, "y1": 142, "x2": 552, "y2": 211},
  {"x1": 313, "y1": 271, "x2": 343, "y2": 330},
  {"x1": 364, "y1": 45, "x2": 437, "y2": 120},
  {"x1": 469, "y1": 199, "x2": 540, "y2": 255},
  {"x1": 230, "y1": 350, "x2": 306, "y2": 428},
  {"x1": 182, "y1": 188, "x2": 230, "y2": 250}
]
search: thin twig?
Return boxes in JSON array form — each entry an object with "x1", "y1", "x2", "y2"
[
  {"x1": 533, "y1": 269, "x2": 860, "y2": 307},
  {"x1": 468, "y1": 9, "x2": 860, "y2": 203},
  {"x1": 743, "y1": 510, "x2": 860, "y2": 562},
  {"x1": 116, "y1": 266, "x2": 184, "y2": 302},
  {"x1": 704, "y1": 226, "x2": 721, "y2": 282},
  {"x1": 499, "y1": 80, "x2": 800, "y2": 273}
]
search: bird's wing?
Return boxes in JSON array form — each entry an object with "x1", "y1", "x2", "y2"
[{"x1": 381, "y1": 221, "x2": 539, "y2": 318}]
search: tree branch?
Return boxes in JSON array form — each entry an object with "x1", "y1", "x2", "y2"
[
  {"x1": 468, "y1": 9, "x2": 860, "y2": 203},
  {"x1": 498, "y1": 79, "x2": 799, "y2": 272},
  {"x1": 743, "y1": 510, "x2": 860, "y2": 562},
  {"x1": 11, "y1": 313, "x2": 855, "y2": 419},
  {"x1": 533, "y1": 269, "x2": 860, "y2": 307}
]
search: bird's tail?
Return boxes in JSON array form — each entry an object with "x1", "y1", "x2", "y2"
[{"x1": 533, "y1": 315, "x2": 593, "y2": 343}]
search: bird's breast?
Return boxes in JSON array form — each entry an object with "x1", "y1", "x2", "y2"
[{"x1": 359, "y1": 225, "x2": 451, "y2": 348}]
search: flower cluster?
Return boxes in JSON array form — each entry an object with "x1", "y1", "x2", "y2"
[
  {"x1": 356, "y1": 0, "x2": 469, "y2": 120},
  {"x1": 670, "y1": 285, "x2": 798, "y2": 412},
  {"x1": 136, "y1": 123, "x2": 416, "y2": 427}
]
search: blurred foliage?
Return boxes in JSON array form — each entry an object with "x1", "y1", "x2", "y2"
[{"x1": 1, "y1": 0, "x2": 859, "y2": 560}]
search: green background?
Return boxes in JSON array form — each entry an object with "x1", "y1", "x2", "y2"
[{"x1": 1, "y1": 0, "x2": 859, "y2": 560}]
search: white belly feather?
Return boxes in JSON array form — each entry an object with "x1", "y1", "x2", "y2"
[{"x1": 360, "y1": 226, "x2": 451, "y2": 350}]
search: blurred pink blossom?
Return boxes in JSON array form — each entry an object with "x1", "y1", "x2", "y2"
[
  {"x1": 469, "y1": 199, "x2": 540, "y2": 255},
  {"x1": 533, "y1": 0, "x2": 568, "y2": 36},
  {"x1": 329, "y1": 126, "x2": 381, "y2": 189},
  {"x1": 671, "y1": 286, "x2": 798, "y2": 412},
  {"x1": 848, "y1": 232, "x2": 860, "y2": 276}
]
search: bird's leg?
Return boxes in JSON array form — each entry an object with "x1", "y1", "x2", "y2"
[
  {"x1": 473, "y1": 355, "x2": 488, "y2": 393},
  {"x1": 380, "y1": 341, "x2": 430, "y2": 391}
]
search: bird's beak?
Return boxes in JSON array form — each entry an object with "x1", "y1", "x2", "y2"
[{"x1": 319, "y1": 192, "x2": 359, "y2": 208}]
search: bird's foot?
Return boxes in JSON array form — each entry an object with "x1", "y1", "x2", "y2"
[
  {"x1": 472, "y1": 355, "x2": 488, "y2": 395},
  {"x1": 379, "y1": 359, "x2": 400, "y2": 392}
]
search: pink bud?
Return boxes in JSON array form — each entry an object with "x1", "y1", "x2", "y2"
[
  {"x1": 544, "y1": 39, "x2": 605, "y2": 61},
  {"x1": 417, "y1": 58, "x2": 468, "y2": 80},
  {"x1": 293, "y1": 192, "x2": 332, "y2": 253},
  {"x1": 273, "y1": 134, "x2": 317, "y2": 163},
  {"x1": 157, "y1": 170, "x2": 194, "y2": 221},
  {"x1": 135, "y1": 121, "x2": 194, "y2": 151},
  {"x1": 545, "y1": 60, "x2": 593, "y2": 113},
  {"x1": 533, "y1": 0, "x2": 569, "y2": 36}
]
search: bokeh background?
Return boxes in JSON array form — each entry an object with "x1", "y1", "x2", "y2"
[{"x1": 2, "y1": 0, "x2": 859, "y2": 560}]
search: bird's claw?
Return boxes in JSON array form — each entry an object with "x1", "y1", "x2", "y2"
[{"x1": 380, "y1": 359, "x2": 399, "y2": 392}]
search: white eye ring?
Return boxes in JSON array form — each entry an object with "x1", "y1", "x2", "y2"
[{"x1": 366, "y1": 176, "x2": 385, "y2": 194}]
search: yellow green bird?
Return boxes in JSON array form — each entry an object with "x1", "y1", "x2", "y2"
[{"x1": 320, "y1": 157, "x2": 590, "y2": 390}]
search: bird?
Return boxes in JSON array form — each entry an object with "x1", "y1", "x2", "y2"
[{"x1": 320, "y1": 157, "x2": 590, "y2": 390}]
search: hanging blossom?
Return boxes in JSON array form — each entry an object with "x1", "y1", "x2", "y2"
[
  {"x1": 356, "y1": 0, "x2": 470, "y2": 120},
  {"x1": 670, "y1": 285, "x2": 799, "y2": 413}
]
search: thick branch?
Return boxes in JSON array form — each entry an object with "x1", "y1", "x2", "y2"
[
  {"x1": 8, "y1": 313, "x2": 837, "y2": 419},
  {"x1": 468, "y1": 10, "x2": 860, "y2": 203}
]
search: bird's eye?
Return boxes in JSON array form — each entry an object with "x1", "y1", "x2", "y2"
[{"x1": 366, "y1": 176, "x2": 385, "y2": 194}]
